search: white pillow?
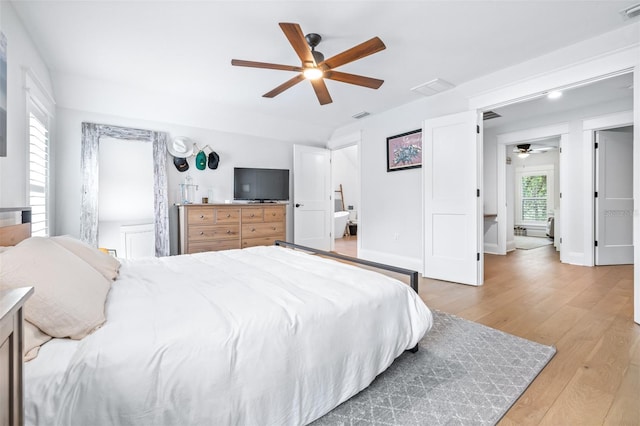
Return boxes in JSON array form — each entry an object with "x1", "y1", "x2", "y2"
[
  {"x1": 24, "y1": 321, "x2": 52, "y2": 361},
  {"x1": 0, "y1": 237, "x2": 110, "y2": 339},
  {"x1": 51, "y1": 235, "x2": 121, "y2": 281}
]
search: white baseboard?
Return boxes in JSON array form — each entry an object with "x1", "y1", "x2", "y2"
[
  {"x1": 484, "y1": 242, "x2": 502, "y2": 255},
  {"x1": 562, "y1": 251, "x2": 587, "y2": 266},
  {"x1": 506, "y1": 240, "x2": 516, "y2": 252},
  {"x1": 358, "y1": 248, "x2": 423, "y2": 274}
]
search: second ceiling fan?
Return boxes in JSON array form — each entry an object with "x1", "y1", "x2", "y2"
[{"x1": 231, "y1": 23, "x2": 386, "y2": 105}]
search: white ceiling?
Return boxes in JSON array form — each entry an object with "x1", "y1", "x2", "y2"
[{"x1": 10, "y1": 1, "x2": 639, "y2": 141}]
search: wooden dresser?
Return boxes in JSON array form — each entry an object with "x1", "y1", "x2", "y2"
[
  {"x1": 0, "y1": 287, "x2": 33, "y2": 426},
  {"x1": 178, "y1": 204, "x2": 286, "y2": 254}
]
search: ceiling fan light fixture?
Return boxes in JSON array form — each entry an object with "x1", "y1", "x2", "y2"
[
  {"x1": 303, "y1": 67, "x2": 323, "y2": 80},
  {"x1": 518, "y1": 152, "x2": 530, "y2": 159}
]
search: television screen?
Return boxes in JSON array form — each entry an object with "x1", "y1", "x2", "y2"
[{"x1": 233, "y1": 168, "x2": 290, "y2": 202}]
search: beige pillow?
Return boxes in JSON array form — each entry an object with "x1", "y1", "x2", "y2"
[
  {"x1": 0, "y1": 237, "x2": 110, "y2": 339},
  {"x1": 24, "y1": 321, "x2": 52, "y2": 361},
  {"x1": 51, "y1": 235, "x2": 121, "y2": 281}
]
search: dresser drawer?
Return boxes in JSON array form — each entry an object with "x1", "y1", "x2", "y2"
[
  {"x1": 263, "y1": 206, "x2": 285, "y2": 222},
  {"x1": 188, "y1": 225, "x2": 239, "y2": 241},
  {"x1": 215, "y1": 208, "x2": 240, "y2": 224},
  {"x1": 187, "y1": 208, "x2": 215, "y2": 225},
  {"x1": 242, "y1": 208, "x2": 264, "y2": 223},
  {"x1": 242, "y1": 222, "x2": 285, "y2": 238},
  {"x1": 242, "y1": 234, "x2": 286, "y2": 248},
  {"x1": 187, "y1": 240, "x2": 240, "y2": 253}
]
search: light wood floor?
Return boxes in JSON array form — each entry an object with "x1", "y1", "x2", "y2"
[{"x1": 333, "y1": 238, "x2": 639, "y2": 425}]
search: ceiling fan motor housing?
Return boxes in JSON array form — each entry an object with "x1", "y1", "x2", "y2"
[{"x1": 305, "y1": 33, "x2": 324, "y2": 64}]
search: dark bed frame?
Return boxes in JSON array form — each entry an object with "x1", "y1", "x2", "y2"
[{"x1": 274, "y1": 240, "x2": 420, "y2": 353}]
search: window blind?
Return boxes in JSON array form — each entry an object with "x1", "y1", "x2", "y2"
[{"x1": 29, "y1": 105, "x2": 49, "y2": 237}]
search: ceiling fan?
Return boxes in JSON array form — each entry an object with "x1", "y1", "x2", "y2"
[
  {"x1": 231, "y1": 22, "x2": 386, "y2": 105},
  {"x1": 513, "y1": 143, "x2": 556, "y2": 158}
]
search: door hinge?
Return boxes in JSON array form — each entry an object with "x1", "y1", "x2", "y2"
[
  {"x1": 595, "y1": 142, "x2": 598, "y2": 149},
  {"x1": 559, "y1": 192, "x2": 562, "y2": 199},
  {"x1": 595, "y1": 191, "x2": 598, "y2": 198},
  {"x1": 476, "y1": 125, "x2": 480, "y2": 134},
  {"x1": 559, "y1": 147, "x2": 562, "y2": 154},
  {"x1": 477, "y1": 189, "x2": 480, "y2": 197},
  {"x1": 559, "y1": 237, "x2": 562, "y2": 244},
  {"x1": 477, "y1": 252, "x2": 480, "y2": 261},
  {"x1": 595, "y1": 240, "x2": 598, "y2": 247}
]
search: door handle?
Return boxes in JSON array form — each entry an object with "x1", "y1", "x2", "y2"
[{"x1": 295, "y1": 203, "x2": 304, "y2": 208}]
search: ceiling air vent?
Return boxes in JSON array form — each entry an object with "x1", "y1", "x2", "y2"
[
  {"x1": 483, "y1": 110, "x2": 502, "y2": 120},
  {"x1": 410, "y1": 78, "x2": 455, "y2": 97},
  {"x1": 352, "y1": 111, "x2": 370, "y2": 119}
]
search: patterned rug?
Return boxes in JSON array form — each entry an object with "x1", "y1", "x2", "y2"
[{"x1": 312, "y1": 310, "x2": 556, "y2": 425}]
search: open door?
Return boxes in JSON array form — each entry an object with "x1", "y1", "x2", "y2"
[
  {"x1": 423, "y1": 111, "x2": 483, "y2": 286},
  {"x1": 595, "y1": 127, "x2": 634, "y2": 265},
  {"x1": 293, "y1": 145, "x2": 332, "y2": 250}
]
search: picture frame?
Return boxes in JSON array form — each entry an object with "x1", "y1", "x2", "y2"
[{"x1": 386, "y1": 129, "x2": 422, "y2": 172}]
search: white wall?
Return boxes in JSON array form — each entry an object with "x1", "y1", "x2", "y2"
[
  {"x1": 55, "y1": 107, "x2": 302, "y2": 241},
  {"x1": 0, "y1": 1, "x2": 54, "y2": 208}
]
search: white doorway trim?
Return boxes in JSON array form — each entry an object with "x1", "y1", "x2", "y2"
[
  {"x1": 496, "y1": 124, "x2": 568, "y2": 259},
  {"x1": 327, "y1": 131, "x2": 362, "y2": 254},
  {"x1": 582, "y1": 110, "x2": 634, "y2": 266}
]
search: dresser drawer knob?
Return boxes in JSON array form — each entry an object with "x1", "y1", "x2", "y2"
[
  {"x1": 199, "y1": 231, "x2": 204, "y2": 235},
  {"x1": 271, "y1": 213, "x2": 276, "y2": 216},
  {"x1": 250, "y1": 213, "x2": 255, "y2": 217},
  {"x1": 272, "y1": 227, "x2": 276, "y2": 231},
  {"x1": 199, "y1": 215, "x2": 204, "y2": 219},
  {"x1": 226, "y1": 230, "x2": 232, "y2": 234},
  {"x1": 251, "y1": 228, "x2": 256, "y2": 232},
  {"x1": 226, "y1": 214, "x2": 231, "y2": 218}
]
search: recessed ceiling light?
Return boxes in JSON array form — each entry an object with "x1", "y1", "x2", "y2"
[{"x1": 547, "y1": 91, "x2": 562, "y2": 100}]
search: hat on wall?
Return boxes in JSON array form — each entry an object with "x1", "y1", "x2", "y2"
[
  {"x1": 208, "y1": 151, "x2": 220, "y2": 169},
  {"x1": 195, "y1": 150, "x2": 206, "y2": 170},
  {"x1": 167, "y1": 137, "x2": 194, "y2": 158},
  {"x1": 173, "y1": 156, "x2": 189, "y2": 172}
]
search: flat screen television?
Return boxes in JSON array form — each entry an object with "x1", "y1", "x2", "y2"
[{"x1": 233, "y1": 167, "x2": 290, "y2": 202}]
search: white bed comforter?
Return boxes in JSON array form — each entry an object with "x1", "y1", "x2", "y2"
[{"x1": 25, "y1": 246, "x2": 432, "y2": 426}]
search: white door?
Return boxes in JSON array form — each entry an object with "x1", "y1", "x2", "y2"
[
  {"x1": 293, "y1": 145, "x2": 332, "y2": 250},
  {"x1": 423, "y1": 111, "x2": 483, "y2": 286},
  {"x1": 595, "y1": 127, "x2": 634, "y2": 265}
]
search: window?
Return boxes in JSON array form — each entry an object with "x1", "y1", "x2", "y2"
[
  {"x1": 28, "y1": 102, "x2": 50, "y2": 236},
  {"x1": 515, "y1": 165, "x2": 554, "y2": 225}
]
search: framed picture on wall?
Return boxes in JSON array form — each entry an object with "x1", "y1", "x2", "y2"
[{"x1": 386, "y1": 129, "x2": 422, "y2": 172}]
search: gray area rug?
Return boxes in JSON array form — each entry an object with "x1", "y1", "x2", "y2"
[
  {"x1": 515, "y1": 236, "x2": 553, "y2": 250},
  {"x1": 312, "y1": 310, "x2": 556, "y2": 425}
]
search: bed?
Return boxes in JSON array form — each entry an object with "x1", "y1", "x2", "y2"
[{"x1": 0, "y1": 219, "x2": 432, "y2": 425}]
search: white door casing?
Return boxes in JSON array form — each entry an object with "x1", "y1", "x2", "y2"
[
  {"x1": 423, "y1": 111, "x2": 483, "y2": 286},
  {"x1": 293, "y1": 145, "x2": 332, "y2": 250},
  {"x1": 595, "y1": 128, "x2": 634, "y2": 265}
]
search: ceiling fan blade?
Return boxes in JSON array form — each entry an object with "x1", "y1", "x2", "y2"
[
  {"x1": 279, "y1": 22, "x2": 316, "y2": 66},
  {"x1": 310, "y1": 78, "x2": 333, "y2": 105},
  {"x1": 231, "y1": 59, "x2": 303, "y2": 72},
  {"x1": 325, "y1": 71, "x2": 384, "y2": 89},
  {"x1": 320, "y1": 37, "x2": 386, "y2": 70},
  {"x1": 263, "y1": 74, "x2": 306, "y2": 98}
]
